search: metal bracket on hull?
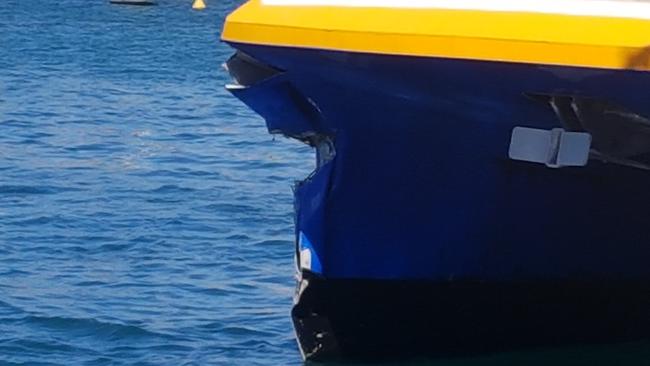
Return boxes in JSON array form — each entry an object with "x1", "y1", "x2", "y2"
[
  {"x1": 509, "y1": 127, "x2": 591, "y2": 168},
  {"x1": 526, "y1": 93, "x2": 650, "y2": 170}
]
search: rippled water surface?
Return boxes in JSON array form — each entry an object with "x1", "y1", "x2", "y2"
[
  {"x1": 1, "y1": 0, "x2": 312, "y2": 364},
  {"x1": 2, "y1": 1, "x2": 650, "y2": 365}
]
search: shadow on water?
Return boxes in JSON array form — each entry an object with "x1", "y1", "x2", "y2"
[{"x1": 312, "y1": 341, "x2": 650, "y2": 366}]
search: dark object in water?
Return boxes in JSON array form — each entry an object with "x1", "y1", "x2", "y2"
[{"x1": 109, "y1": 0, "x2": 156, "y2": 5}]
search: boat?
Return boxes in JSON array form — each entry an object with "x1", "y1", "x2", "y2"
[{"x1": 221, "y1": 0, "x2": 650, "y2": 362}]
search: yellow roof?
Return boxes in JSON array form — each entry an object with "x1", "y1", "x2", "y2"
[{"x1": 222, "y1": 0, "x2": 650, "y2": 71}]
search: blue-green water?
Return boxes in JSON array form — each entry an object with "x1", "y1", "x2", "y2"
[{"x1": 1, "y1": 1, "x2": 649, "y2": 365}]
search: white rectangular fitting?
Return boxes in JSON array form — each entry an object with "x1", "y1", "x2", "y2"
[{"x1": 509, "y1": 127, "x2": 591, "y2": 168}]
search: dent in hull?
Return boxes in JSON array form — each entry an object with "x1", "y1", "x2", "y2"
[{"x1": 225, "y1": 46, "x2": 650, "y2": 360}]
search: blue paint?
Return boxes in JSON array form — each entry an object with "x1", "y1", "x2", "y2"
[
  {"x1": 228, "y1": 73, "x2": 326, "y2": 137},
  {"x1": 228, "y1": 43, "x2": 650, "y2": 281}
]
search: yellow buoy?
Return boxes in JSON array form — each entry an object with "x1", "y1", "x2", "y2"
[{"x1": 192, "y1": 0, "x2": 205, "y2": 10}]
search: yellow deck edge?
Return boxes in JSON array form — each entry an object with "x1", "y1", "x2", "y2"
[{"x1": 222, "y1": 0, "x2": 650, "y2": 71}]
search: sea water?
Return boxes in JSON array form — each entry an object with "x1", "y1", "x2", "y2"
[
  {"x1": 1, "y1": 0, "x2": 311, "y2": 364},
  {"x1": 1, "y1": 0, "x2": 649, "y2": 365}
]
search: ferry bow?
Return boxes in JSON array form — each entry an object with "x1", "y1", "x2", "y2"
[{"x1": 222, "y1": 0, "x2": 650, "y2": 361}]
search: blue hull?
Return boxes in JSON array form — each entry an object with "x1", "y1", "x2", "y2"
[
  {"x1": 228, "y1": 44, "x2": 650, "y2": 281},
  {"x1": 225, "y1": 44, "x2": 650, "y2": 359}
]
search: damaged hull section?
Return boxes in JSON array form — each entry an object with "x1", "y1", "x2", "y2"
[
  {"x1": 224, "y1": 46, "x2": 650, "y2": 361},
  {"x1": 293, "y1": 273, "x2": 650, "y2": 361}
]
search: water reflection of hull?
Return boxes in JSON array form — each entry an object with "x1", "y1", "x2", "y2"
[{"x1": 222, "y1": 1, "x2": 650, "y2": 361}]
